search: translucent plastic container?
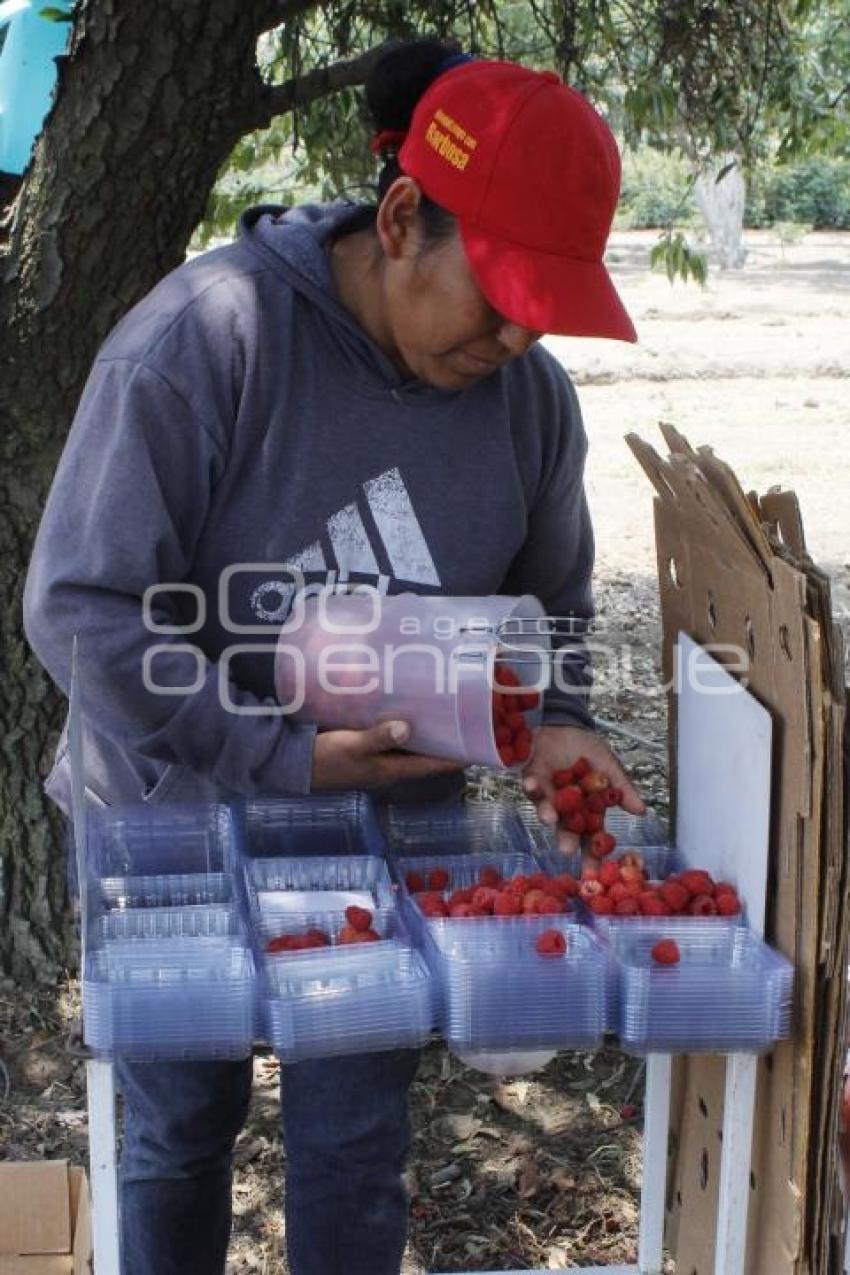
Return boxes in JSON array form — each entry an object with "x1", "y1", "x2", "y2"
[
  {"x1": 614, "y1": 925, "x2": 793, "y2": 1054},
  {"x1": 83, "y1": 938, "x2": 255, "y2": 1060},
  {"x1": 383, "y1": 801, "x2": 534, "y2": 860},
  {"x1": 261, "y1": 928, "x2": 434, "y2": 1062},
  {"x1": 425, "y1": 917, "x2": 606, "y2": 1055},
  {"x1": 86, "y1": 803, "x2": 237, "y2": 880},
  {"x1": 246, "y1": 855, "x2": 396, "y2": 944},
  {"x1": 274, "y1": 591, "x2": 550, "y2": 767},
  {"x1": 94, "y1": 904, "x2": 239, "y2": 942},
  {"x1": 237, "y1": 793, "x2": 386, "y2": 860},
  {"x1": 395, "y1": 850, "x2": 602, "y2": 1055}
]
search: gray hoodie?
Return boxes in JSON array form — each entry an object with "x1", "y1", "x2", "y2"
[{"x1": 23, "y1": 203, "x2": 594, "y2": 814}]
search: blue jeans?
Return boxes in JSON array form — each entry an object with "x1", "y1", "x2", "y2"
[{"x1": 117, "y1": 1048, "x2": 420, "y2": 1275}]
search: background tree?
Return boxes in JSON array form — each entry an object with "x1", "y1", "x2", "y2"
[{"x1": 1, "y1": 0, "x2": 840, "y2": 978}]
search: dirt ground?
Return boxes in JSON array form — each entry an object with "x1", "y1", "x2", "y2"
[{"x1": 1, "y1": 228, "x2": 848, "y2": 1273}]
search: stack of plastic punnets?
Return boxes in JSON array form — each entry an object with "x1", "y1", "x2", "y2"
[
  {"x1": 83, "y1": 804, "x2": 255, "y2": 1060},
  {"x1": 386, "y1": 805, "x2": 608, "y2": 1060},
  {"x1": 613, "y1": 923, "x2": 794, "y2": 1053},
  {"x1": 240, "y1": 797, "x2": 433, "y2": 1062},
  {"x1": 573, "y1": 844, "x2": 794, "y2": 1051}
]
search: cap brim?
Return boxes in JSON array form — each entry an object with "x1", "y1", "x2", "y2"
[{"x1": 460, "y1": 222, "x2": 638, "y2": 343}]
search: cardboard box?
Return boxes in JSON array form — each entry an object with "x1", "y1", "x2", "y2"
[
  {"x1": 0, "y1": 1162, "x2": 91, "y2": 1273},
  {"x1": 627, "y1": 425, "x2": 848, "y2": 1275}
]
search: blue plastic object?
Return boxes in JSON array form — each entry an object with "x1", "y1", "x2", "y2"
[
  {"x1": 237, "y1": 793, "x2": 387, "y2": 859},
  {"x1": 0, "y1": 1, "x2": 72, "y2": 175},
  {"x1": 395, "y1": 851, "x2": 605, "y2": 1053},
  {"x1": 614, "y1": 924, "x2": 793, "y2": 1054},
  {"x1": 82, "y1": 803, "x2": 255, "y2": 1060},
  {"x1": 383, "y1": 800, "x2": 533, "y2": 859}
]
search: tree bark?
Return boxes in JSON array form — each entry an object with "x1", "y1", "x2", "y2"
[
  {"x1": 0, "y1": 0, "x2": 322, "y2": 980},
  {"x1": 694, "y1": 154, "x2": 747, "y2": 269}
]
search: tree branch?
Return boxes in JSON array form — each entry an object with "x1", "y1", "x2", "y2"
[{"x1": 252, "y1": 42, "x2": 393, "y2": 128}]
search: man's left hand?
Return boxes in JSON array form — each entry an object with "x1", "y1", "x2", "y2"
[{"x1": 522, "y1": 724, "x2": 645, "y2": 855}]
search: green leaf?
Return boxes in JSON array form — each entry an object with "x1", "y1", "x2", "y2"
[{"x1": 38, "y1": 5, "x2": 72, "y2": 20}]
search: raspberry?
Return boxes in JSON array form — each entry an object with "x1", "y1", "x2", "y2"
[
  {"x1": 598, "y1": 862, "x2": 622, "y2": 889},
  {"x1": 535, "y1": 929, "x2": 567, "y2": 956},
  {"x1": 493, "y1": 891, "x2": 523, "y2": 916},
  {"x1": 689, "y1": 894, "x2": 718, "y2": 917},
  {"x1": 585, "y1": 792, "x2": 607, "y2": 815},
  {"x1": 523, "y1": 888, "x2": 548, "y2": 914},
  {"x1": 588, "y1": 894, "x2": 615, "y2": 916},
  {"x1": 552, "y1": 768, "x2": 576, "y2": 788},
  {"x1": 266, "y1": 935, "x2": 296, "y2": 953},
  {"x1": 679, "y1": 870, "x2": 715, "y2": 896},
  {"x1": 603, "y1": 787, "x2": 622, "y2": 808},
  {"x1": 513, "y1": 733, "x2": 532, "y2": 763},
  {"x1": 614, "y1": 897, "x2": 640, "y2": 916},
  {"x1": 304, "y1": 928, "x2": 331, "y2": 946},
  {"x1": 608, "y1": 882, "x2": 630, "y2": 904},
  {"x1": 471, "y1": 886, "x2": 499, "y2": 913},
  {"x1": 519, "y1": 692, "x2": 540, "y2": 710},
  {"x1": 580, "y1": 863, "x2": 600, "y2": 880},
  {"x1": 447, "y1": 888, "x2": 474, "y2": 908},
  {"x1": 494, "y1": 664, "x2": 520, "y2": 688},
  {"x1": 563, "y1": 812, "x2": 586, "y2": 835},
  {"x1": 639, "y1": 894, "x2": 670, "y2": 917},
  {"x1": 405, "y1": 871, "x2": 425, "y2": 894},
  {"x1": 659, "y1": 881, "x2": 690, "y2": 913},
  {"x1": 584, "y1": 811, "x2": 604, "y2": 834},
  {"x1": 528, "y1": 873, "x2": 550, "y2": 891},
  {"x1": 536, "y1": 894, "x2": 563, "y2": 915},
  {"x1": 588, "y1": 831, "x2": 617, "y2": 859},
  {"x1": 504, "y1": 874, "x2": 530, "y2": 897},
  {"x1": 571, "y1": 757, "x2": 591, "y2": 779},
  {"x1": 620, "y1": 864, "x2": 645, "y2": 884},
  {"x1": 716, "y1": 891, "x2": 741, "y2": 916},
  {"x1": 499, "y1": 745, "x2": 516, "y2": 767},
  {"x1": 579, "y1": 878, "x2": 604, "y2": 900},
  {"x1": 552, "y1": 785, "x2": 583, "y2": 816},
  {"x1": 449, "y1": 903, "x2": 474, "y2": 918},
  {"x1": 345, "y1": 905, "x2": 373, "y2": 932},
  {"x1": 620, "y1": 852, "x2": 644, "y2": 870},
  {"x1": 553, "y1": 872, "x2": 580, "y2": 897},
  {"x1": 651, "y1": 939, "x2": 681, "y2": 966},
  {"x1": 580, "y1": 770, "x2": 610, "y2": 794},
  {"x1": 494, "y1": 724, "x2": 512, "y2": 747},
  {"x1": 337, "y1": 924, "x2": 360, "y2": 943},
  {"x1": 428, "y1": 868, "x2": 450, "y2": 891},
  {"x1": 343, "y1": 928, "x2": 381, "y2": 944},
  {"x1": 418, "y1": 895, "x2": 449, "y2": 918},
  {"x1": 479, "y1": 866, "x2": 503, "y2": 888}
]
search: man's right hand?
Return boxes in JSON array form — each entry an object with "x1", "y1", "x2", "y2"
[{"x1": 311, "y1": 720, "x2": 465, "y2": 790}]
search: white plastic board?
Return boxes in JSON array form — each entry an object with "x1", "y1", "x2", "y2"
[{"x1": 675, "y1": 632, "x2": 773, "y2": 937}]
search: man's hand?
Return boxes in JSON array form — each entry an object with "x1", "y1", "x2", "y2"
[
  {"x1": 311, "y1": 720, "x2": 465, "y2": 790},
  {"x1": 522, "y1": 724, "x2": 645, "y2": 854}
]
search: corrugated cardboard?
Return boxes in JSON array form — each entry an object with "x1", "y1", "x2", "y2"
[
  {"x1": 626, "y1": 428, "x2": 848, "y2": 1275},
  {"x1": 0, "y1": 1162, "x2": 91, "y2": 1274}
]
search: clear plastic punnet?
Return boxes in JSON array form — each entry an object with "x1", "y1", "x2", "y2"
[
  {"x1": 273, "y1": 590, "x2": 550, "y2": 769},
  {"x1": 394, "y1": 852, "x2": 604, "y2": 1056},
  {"x1": 237, "y1": 793, "x2": 387, "y2": 860},
  {"x1": 83, "y1": 937, "x2": 255, "y2": 1061},
  {"x1": 245, "y1": 854, "x2": 396, "y2": 945},
  {"x1": 516, "y1": 799, "x2": 670, "y2": 871},
  {"x1": 613, "y1": 924, "x2": 793, "y2": 1054},
  {"x1": 383, "y1": 800, "x2": 534, "y2": 860},
  {"x1": 82, "y1": 803, "x2": 255, "y2": 1060},
  {"x1": 260, "y1": 912, "x2": 434, "y2": 1063}
]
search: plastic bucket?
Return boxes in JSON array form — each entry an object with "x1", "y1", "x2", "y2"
[{"x1": 274, "y1": 590, "x2": 550, "y2": 768}]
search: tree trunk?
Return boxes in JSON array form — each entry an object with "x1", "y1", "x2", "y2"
[
  {"x1": 0, "y1": 0, "x2": 289, "y2": 981},
  {"x1": 694, "y1": 154, "x2": 747, "y2": 269}
]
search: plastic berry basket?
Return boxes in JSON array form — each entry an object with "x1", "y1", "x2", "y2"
[
  {"x1": 515, "y1": 800, "x2": 670, "y2": 874},
  {"x1": 258, "y1": 912, "x2": 435, "y2": 1062},
  {"x1": 94, "y1": 903, "x2": 240, "y2": 942},
  {"x1": 87, "y1": 802, "x2": 239, "y2": 912},
  {"x1": 243, "y1": 854, "x2": 396, "y2": 945},
  {"x1": 383, "y1": 801, "x2": 534, "y2": 860},
  {"x1": 424, "y1": 916, "x2": 606, "y2": 1054},
  {"x1": 235, "y1": 793, "x2": 387, "y2": 860},
  {"x1": 614, "y1": 925, "x2": 793, "y2": 1054},
  {"x1": 83, "y1": 937, "x2": 255, "y2": 1060}
]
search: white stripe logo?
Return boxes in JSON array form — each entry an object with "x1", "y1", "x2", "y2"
[{"x1": 249, "y1": 468, "x2": 441, "y2": 621}]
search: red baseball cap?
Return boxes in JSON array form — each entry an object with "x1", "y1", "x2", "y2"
[{"x1": 398, "y1": 60, "x2": 637, "y2": 343}]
